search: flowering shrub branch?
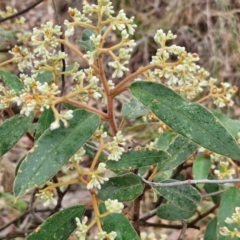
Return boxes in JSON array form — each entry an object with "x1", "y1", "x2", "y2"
[{"x1": 1, "y1": 1, "x2": 240, "y2": 239}]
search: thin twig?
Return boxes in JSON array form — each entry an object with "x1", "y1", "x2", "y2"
[
  {"x1": 0, "y1": 0, "x2": 45, "y2": 23},
  {"x1": 29, "y1": 188, "x2": 45, "y2": 223},
  {"x1": 189, "y1": 204, "x2": 219, "y2": 227},
  {"x1": 139, "y1": 208, "x2": 157, "y2": 220},
  {"x1": 202, "y1": 190, "x2": 225, "y2": 198},
  {"x1": 141, "y1": 176, "x2": 240, "y2": 187},
  {"x1": 139, "y1": 221, "x2": 200, "y2": 230},
  {"x1": 0, "y1": 209, "x2": 51, "y2": 232},
  {"x1": 51, "y1": 176, "x2": 70, "y2": 214},
  {"x1": 177, "y1": 220, "x2": 187, "y2": 240},
  {"x1": 85, "y1": 143, "x2": 109, "y2": 156}
]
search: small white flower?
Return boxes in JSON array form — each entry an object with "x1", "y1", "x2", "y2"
[
  {"x1": 75, "y1": 216, "x2": 88, "y2": 240},
  {"x1": 225, "y1": 217, "x2": 234, "y2": 224},
  {"x1": 105, "y1": 199, "x2": 124, "y2": 213},
  {"x1": 64, "y1": 19, "x2": 74, "y2": 36},
  {"x1": 69, "y1": 147, "x2": 86, "y2": 164},
  {"x1": 94, "y1": 231, "x2": 117, "y2": 240},
  {"x1": 108, "y1": 61, "x2": 129, "y2": 78},
  {"x1": 50, "y1": 119, "x2": 60, "y2": 130},
  {"x1": 36, "y1": 190, "x2": 57, "y2": 206},
  {"x1": 84, "y1": 51, "x2": 96, "y2": 65},
  {"x1": 97, "y1": 163, "x2": 107, "y2": 173},
  {"x1": 87, "y1": 172, "x2": 109, "y2": 190},
  {"x1": 107, "y1": 131, "x2": 126, "y2": 161},
  {"x1": 108, "y1": 80, "x2": 115, "y2": 90},
  {"x1": 219, "y1": 226, "x2": 231, "y2": 236}
]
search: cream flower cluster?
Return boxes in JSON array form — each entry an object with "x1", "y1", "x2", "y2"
[
  {"x1": 87, "y1": 163, "x2": 109, "y2": 189},
  {"x1": 69, "y1": 147, "x2": 86, "y2": 164},
  {"x1": 0, "y1": 74, "x2": 59, "y2": 114},
  {"x1": 0, "y1": 6, "x2": 17, "y2": 18},
  {"x1": 75, "y1": 216, "x2": 117, "y2": 240},
  {"x1": 148, "y1": 29, "x2": 237, "y2": 105},
  {"x1": 212, "y1": 82, "x2": 238, "y2": 108},
  {"x1": 75, "y1": 216, "x2": 88, "y2": 240},
  {"x1": 72, "y1": 67, "x2": 103, "y2": 102},
  {"x1": 83, "y1": 0, "x2": 114, "y2": 17},
  {"x1": 220, "y1": 207, "x2": 240, "y2": 238},
  {"x1": 36, "y1": 189, "x2": 57, "y2": 207},
  {"x1": 104, "y1": 199, "x2": 124, "y2": 213},
  {"x1": 106, "y1": 131, "x2": 126, "y2": 161},
  {"x1": 31, "y1": 21, "x2": 62, "y2": 56},
  {"x1": 94, "y1": 231, "x2": 117, "y2": 240},
  {"x1": 50, "y1": 110, "x2": 74, "y2": 130},
  {"x1": 9, "y1": 45, "x2": 34, "y2": 72},
  {"x1": 210, "y1": 153, "x2": 235, "y2": 180},
  {"x1": 64, "y1": 0, "x2": 136, "y2": 79}
]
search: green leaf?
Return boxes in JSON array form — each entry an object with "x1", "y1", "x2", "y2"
[
  {"x1": 99, "y1": 202, "x2": 139, "y2": 240},
  {"x1": 130, "y1": 81, "x2": 240, "y2": 159},
  {"x1": 0, "y1": 30, "x2": 16, "y2": 42},
  {"x1": 98, "y1": 172, "x2": 144, "y2": 202},
  {"x1": 14, "y1": 109, "x2": 100, "y2": 197},
  {"x1": 154, "y1": 170, "x2": 172, "y2": 182},
  {"x1": 35, "y1": 108, "x2": 55, "y2": 140},
  {"x1": 26, "y1": 205, "x2": 85, "y2": 240},
  {"x1": 212, "y1": 110, "x2": 240, "y2": 138},
  {"x1": 155, "y1": 130, "x2": 176, "y2": 150},
  {"x1": 63, "y1": 102, "x2": 79, "y2": 110},
  {"x1": 204, "y1": 175, "x2": 221, "y2": 204},
  {"x1": 204, "y1": 217, "x2": 217, "y2": 240},
  {"x1": 156, "y1": 179, "x2": 201, "y2": 211},
  {"x1": 192, "y1": 156, "x2": 211, "y2": 188},
  {"x1": 157, "y1": 203, "x2": 196, "y2": 221},
  {"x1": 78, "y1": 29, "x2": 97, "y2": 52},
  {"x1": 121, "y1": 97, "x2": 150, "y2": 119},
  {"x1": 106, "y1": 149, "x2": 169, "y2": 171},
  {"x1": 36, "y1": 71, "x2": 54, "y2": 83},
  {"x1": 217, "y1": 187, "x2": 240, "y2": 240},
  {"x1": 0, "y1": 70, "x2": 23, "y2": 92},
  {"x1": 0, "y1": 114, "x2": 33, "y2": 157},
  {"x1": 158, "y1": 135, "x2": 197, "y2": 171}
]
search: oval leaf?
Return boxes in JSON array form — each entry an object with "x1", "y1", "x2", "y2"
[
  {"x1": 121, "y1": 97, "x2": 150, "y2": 119},
  {"x1": 107, "y1": 149, "x2": 169, "y2": 171},
  {"x1": 130, "y1": 81, "x2": 240, "y2": 159},
  {"x1": 98, "y1": 172, "x2": 144, "y2": 202},
  {"x1": 78, "y1": 29, "x2": 97, "y2": 52},
  {"x1": 156, "y1": 179, "x2": 201, "y2": 211},
  {"x1": 14, "y1": 109, "x2": 100, "y2": 197},
  {"x1": 193, "y1": 156, "x2": 211, "y2": 188},
  {"x1": 26, "y1": 205, "x2": 85, "y2": 240},
  {"x1": 217, "y1": 187, "x2": 240, "y2": 240},
  {"x1": 212, "y1": 110, "x2": 240, "y2": 138},
  {"x1": 99, "y1": 202, "x2": 139, "y2": 240},
  {"x1": 157, "y1": 203, "x2": 196, "y2": 221},
  {"x1": 0, "y1": 114, "x2": 33, "y2": 157},
  {"x1": 158, "y1": 135, "x2": 197, "y2": 171},
  {"x1": 35, "y1": 108, "x2": 55, "y2": 140},
  {"x1": 204, "y1": 217, "x2": 217, "y2": 240},
  {"x1": 156, "y1": 130, "x2": 176, "y2": 150},
  {"x1": 154, "y1": 169, "x2": 173, "y2": 182},
  {"x1": 36, "y1": 71, "x2": 54, "y2": 83},
  {"x1": 0, "y1": 70, "x2": 23, "y2": 92}
]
